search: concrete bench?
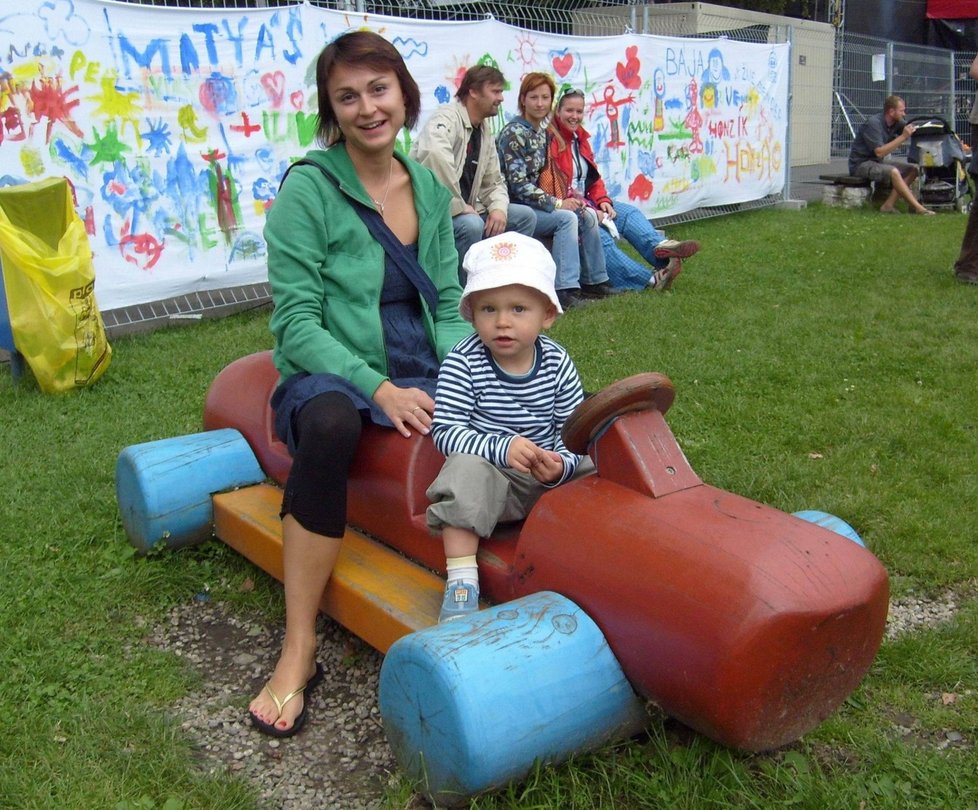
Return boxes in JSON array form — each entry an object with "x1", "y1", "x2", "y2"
[{"x1": 819, "y1": 174, "x2": 874, "y2": 207}]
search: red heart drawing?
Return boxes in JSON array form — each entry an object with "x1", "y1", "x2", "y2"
[
  {"x1": 616, "y1": 45, "x2": 641, "y2": 90},
  {"x1": 290, "y1": 91, "x2": 304, "y2": 110},
  {"x1": 628, "y1": 174, "x2": 653, "y2": 201},
  {"x1": 552, "y1": 52, "x2": 574, "y2": 77},
  {"x1": 261, "y1": 71, "x2": 286, "y2": 108}
]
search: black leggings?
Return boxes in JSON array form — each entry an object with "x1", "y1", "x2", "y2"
[{"x1": 280, "y1": 391, "x2": 362, "y2": 538}]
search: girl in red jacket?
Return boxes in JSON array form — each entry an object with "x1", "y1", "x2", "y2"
[{"x1": 548, "y1": 89, "x2": 700, "y2": 290}]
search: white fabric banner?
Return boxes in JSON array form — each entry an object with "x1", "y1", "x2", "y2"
[{"x1": 0, "y1": 0, "x2": 789, "y2": 309}]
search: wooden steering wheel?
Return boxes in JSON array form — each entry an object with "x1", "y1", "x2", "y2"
[{"x1": 562, "y1": 372, "x2": 675, "y2": 455}]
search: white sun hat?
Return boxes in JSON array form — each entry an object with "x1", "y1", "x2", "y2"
[{"x1": 459, "y1": 232, "x2": 562, "y2": 322}]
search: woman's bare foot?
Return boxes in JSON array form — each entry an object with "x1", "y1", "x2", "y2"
[
  {"x1": 248, "y1": 644, "x2": 319, "y2": 735},
  {"x1": 879, "y1": 204, "x2": 900, "y2": 214}
]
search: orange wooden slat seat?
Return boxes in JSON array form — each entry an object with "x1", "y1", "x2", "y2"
[{"x1": 213, "y1": 483, "x2": 454, "y2": 653}]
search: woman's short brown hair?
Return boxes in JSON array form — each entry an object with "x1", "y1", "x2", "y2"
[
  {"x1": 517, "y1": 72, "x2": 556, "y2": 117},
  {"x1": 315, "y1": 31, "x2": 421, "y2": 146}
]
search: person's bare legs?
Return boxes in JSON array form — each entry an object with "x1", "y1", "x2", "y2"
[
  {"x1": 443, "y1": 525, "x2": 479, "y2": 558},
  {"x1": 880, "y1": 166, "x2": 931, "y2": 213},
  {"x1": 248, "y1": 514, "x2": 343, "y2": 733}
]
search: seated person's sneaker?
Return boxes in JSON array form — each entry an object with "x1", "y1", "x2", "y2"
[
  {"x1": 581, "y1": 281, "x2": 624, "y2": 298},
  {"x1": 651, "y1": 257, "x2": 682, "y2": 291},
  {"x1": 438, "y1": 579, "x2": 480, "y2": 623},
  {"x1": 654, "y1": 239, "x2": 700, "y2": 260},
  {"x1": 557, "y1": 288, "x2": 589, "y2": 309}
]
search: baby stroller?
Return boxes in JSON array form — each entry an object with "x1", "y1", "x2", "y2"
[{"x1": 906, "y1": 116, "x2": 973, "y2": 213}]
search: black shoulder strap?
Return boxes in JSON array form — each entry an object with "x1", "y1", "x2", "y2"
[{"x1": 280, "y1": 159, "x2": 439, "y2": 313}]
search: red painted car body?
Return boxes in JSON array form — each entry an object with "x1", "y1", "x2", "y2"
[{"x1": 204, "y1": 351, "x2": 889, "y2": 751}]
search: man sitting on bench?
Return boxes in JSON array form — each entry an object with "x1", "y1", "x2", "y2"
[{"x1": 848, "y1": 95, "x2": 935, "y2": 215}]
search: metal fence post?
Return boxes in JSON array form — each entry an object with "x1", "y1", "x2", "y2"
[
  {"x1": 949, "y1": 50, "x2": 957, "y2": 127},
  {"x1": 784, "y1": 25, "x2": 794, "y2": 202},
  {"x1": 886, "y1": 40, "x2": 894, "y2": 99}
]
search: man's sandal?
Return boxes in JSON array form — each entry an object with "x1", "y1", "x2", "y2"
[{"x1": 248, "y1": 662, "x2": 324, "y2": 738}]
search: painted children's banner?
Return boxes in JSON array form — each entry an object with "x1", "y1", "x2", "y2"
[{"x1": 0, "y1": 0, "x2": 789, "y2": 310}]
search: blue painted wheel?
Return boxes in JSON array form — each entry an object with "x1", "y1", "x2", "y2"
[
  {"x1": 379, "y1": 591, "x2": 647, "y2": 806},
  {"x1": 116, "y1": 429, "x2": 265, "y2": 553},
  {"x1": 792, "y1": 510, "x2": 865, "y2": 547}
]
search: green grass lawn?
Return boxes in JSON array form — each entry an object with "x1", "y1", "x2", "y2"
[{"x1": 1, "y1": 203, "x2": 976, "y2": 808}]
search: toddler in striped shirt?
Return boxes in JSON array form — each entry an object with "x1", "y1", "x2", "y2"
[{"x1": 425, "y1": 232, "x2": 593, "y2": 622}]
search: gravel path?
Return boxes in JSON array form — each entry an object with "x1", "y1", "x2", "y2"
[
  {"x1": 145, "y1": 601, "x2": 398, "y2": 809},
  {"x1": 145, "y1": 584, "x2": 974, "y2": 809}
]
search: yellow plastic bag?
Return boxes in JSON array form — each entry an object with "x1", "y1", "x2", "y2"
[{"x1": 0, "y1": 178, "x2": 111, "y2": 393}]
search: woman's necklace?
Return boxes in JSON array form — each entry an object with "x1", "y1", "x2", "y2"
[{"x1": 370, "y1": 158, "x2": 394, "y2": 215}]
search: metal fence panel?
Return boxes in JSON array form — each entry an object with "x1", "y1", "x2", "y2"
[
  {"x1": 93, "y1": 0, "x2": 978, "y2": 331},
  {"x1": 98, "y1": 0, "x2": 797, "y2": 328},
  {"x1": 82, "y1": 3, "x2": 978, "y2": 323},
  {"x1": 954, "y1": 51, "x2": 978, "y2": 144},
  {"x1": 832, "y1": 34, "x2": 891, "y2": 155},
  {"x1": 893, "y1": 43, "x2": 956, "y2": 125},
  {"x1": 115, "y1": 0, "x2": 652, "y2": 35},
  {"x1": 831, "y1": 31, "x2": 962, "y2": 158}
]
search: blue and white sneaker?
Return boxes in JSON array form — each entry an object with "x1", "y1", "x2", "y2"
[{"x1": 438, "y1": 579, "x2": 479, "y2": 623}]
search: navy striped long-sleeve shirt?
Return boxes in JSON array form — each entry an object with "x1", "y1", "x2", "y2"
[{"x1": 431, "y1": 332, "x2": 586, "y2": 485}]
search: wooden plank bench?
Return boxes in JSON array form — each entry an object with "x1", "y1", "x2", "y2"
[{"x1": 818, "y1": 173, "x2": 871, "y2": 187}]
